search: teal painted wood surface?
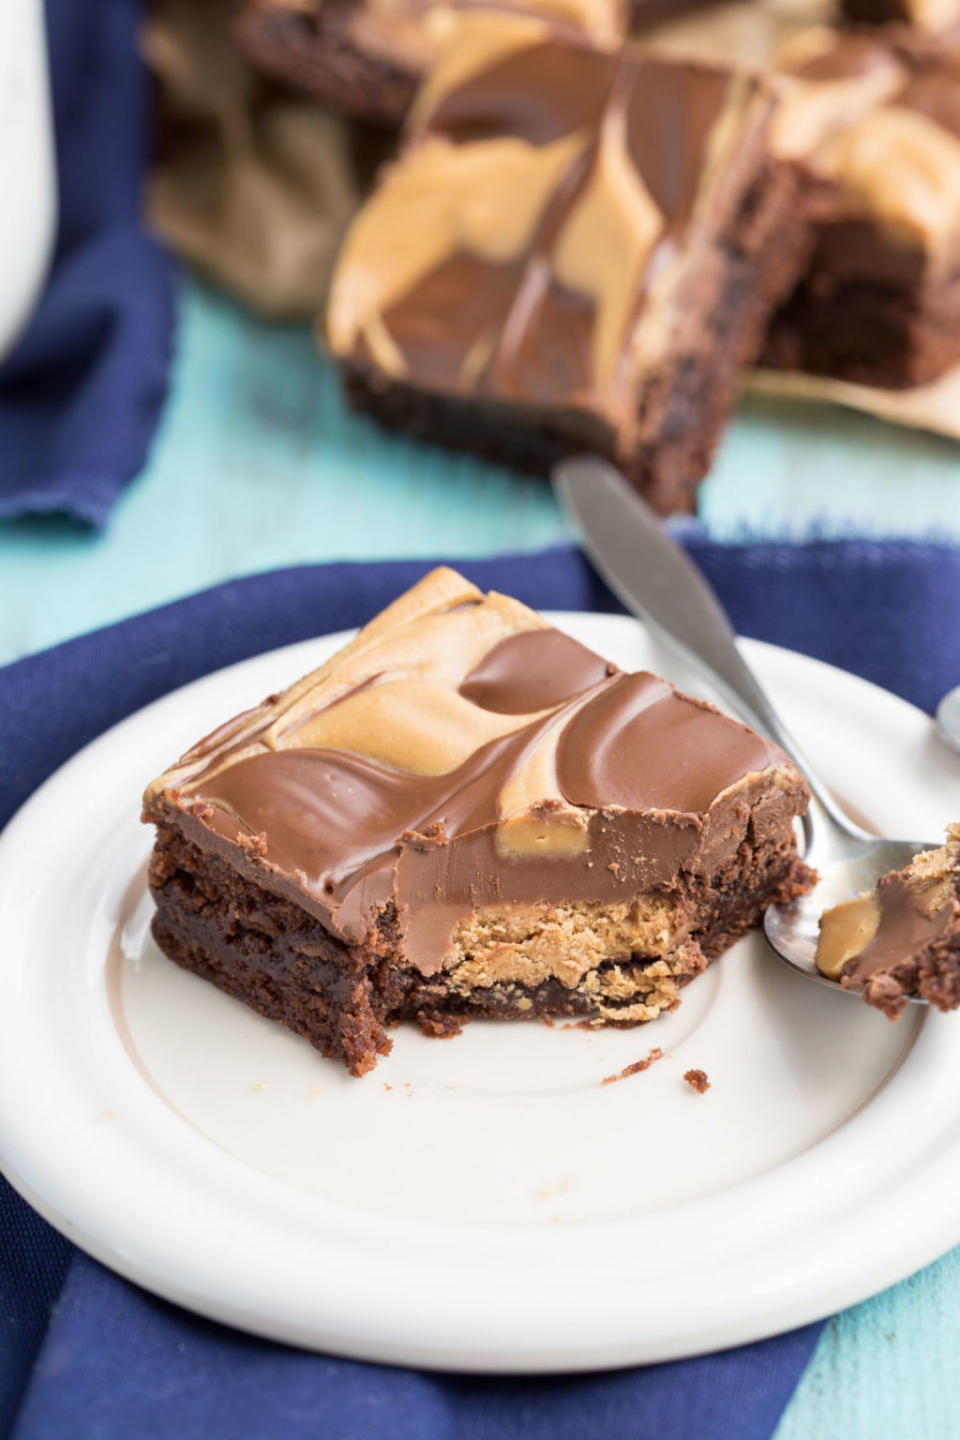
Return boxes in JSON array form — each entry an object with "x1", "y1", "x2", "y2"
[
  {"x1": 1, "y1": 280, "x2": 959, "y2": 664},
  {"x1": 3, "y1": 278, "x2": 960, "y2": 1436}
]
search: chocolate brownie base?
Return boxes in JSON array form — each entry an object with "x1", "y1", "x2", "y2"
[
  {"x1": 764, "y1": 270, "x2": 960, "y2": 390},
  {"x1": 237, "y1": 2, "x2": 419, "y2": 128},
  {"x1": 342, "y1": 161, "x2": 809, "y2": 515},
  {"x1": 149, "y1": 822, "x2": 813, "y2": 1075}
]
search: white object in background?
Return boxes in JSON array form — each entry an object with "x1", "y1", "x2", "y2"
[{"x1": 0, "y1": 0, "x2": 56, "y2": 360}]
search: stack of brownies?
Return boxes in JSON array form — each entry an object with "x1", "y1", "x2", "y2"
[{"x1": 237, "y1": 0, "x2": 960, "y2": 513}]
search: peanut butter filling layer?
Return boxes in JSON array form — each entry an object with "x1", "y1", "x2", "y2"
[{"x1": 447, "y1": 894, "x2": 688, "y2": 991}]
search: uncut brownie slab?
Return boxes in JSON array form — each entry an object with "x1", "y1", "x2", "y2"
[
  {"x1": 325, "y1": 17, "x2": 810, "y2": 515},
  {"x1": 143, "y1": 568, "x2": 814, "y2": 1076},
  {"x1": 764, "y1": 27, "x2": 960, "y2": 388},
  {"x1": 237, "y1": 0, "x2": 627, "y2": 129},
  {"x1": 817, "y1": 826, "x2": 960, "y2": 1017}
]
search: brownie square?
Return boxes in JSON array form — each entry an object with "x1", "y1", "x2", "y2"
[
  {"x1": 764, "y1": 27, "x2": 960, "y2": 388},
  {"x1": 143, "y1": 568, "x2": 813, "y2": 1075},
  {"x1": 324, "y1": 17, "x2": 810, "y2": 514}
]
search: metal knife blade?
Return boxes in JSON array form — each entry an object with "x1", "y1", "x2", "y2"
[{"x1": 552, "y1": 455, "x2": 775, "y2": 738}]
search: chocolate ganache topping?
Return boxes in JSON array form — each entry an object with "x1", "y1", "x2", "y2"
[{"x1": 144, "y1": 568, "x2": 809, "y2": 973}]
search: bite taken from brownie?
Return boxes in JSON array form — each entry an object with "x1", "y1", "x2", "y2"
[
  {"x1": 817, "y1": 825, "x2": 960, "y2": 1017},
  {"x1": 143, "y1": 569, "x2": 814, "y2": 1075},
  {"x1": 325, "y1": 15, "x2": 812, "y2": 515}
]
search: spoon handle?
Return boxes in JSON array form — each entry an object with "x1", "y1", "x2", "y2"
[{"x1": 553, "y1": 456, "x2": 871, "y2": 844}]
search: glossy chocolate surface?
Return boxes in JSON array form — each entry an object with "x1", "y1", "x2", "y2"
[{"x1": 145, "y1": 570, "x2": 809, "y2": 973}]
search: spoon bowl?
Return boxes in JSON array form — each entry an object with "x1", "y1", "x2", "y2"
[
  {"x1": 763, "y1": 837, "x2": 936, "y2": 997},
  {"x1": 936, "y1": 684, "x2": 960, "y2": 755}
]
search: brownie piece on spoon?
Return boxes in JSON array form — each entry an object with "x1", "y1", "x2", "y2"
[
  {"x1": 766, "y1": 26, "x2": 960, "y2": 388},
  {"x1": 817, "y1": 825, "x2": 960, "y2": 1015}
]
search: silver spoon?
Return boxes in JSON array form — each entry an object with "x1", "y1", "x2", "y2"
[
  {"x1": 553, "y1": 456, "x2": 936, "y2": 999},
  {"x1": 936, "y1": 686, "x2": 960, "y2": 756}
]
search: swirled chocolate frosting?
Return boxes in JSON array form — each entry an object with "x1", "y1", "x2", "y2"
[{"x1": 144, "y1": 568, "x2": 810, "y2": 973}]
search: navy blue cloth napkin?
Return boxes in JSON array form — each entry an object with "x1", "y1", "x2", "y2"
[
  {"x1": 3, "y1": 540, "x2": 960, "y2": 1440},
  {"x1": 0, "y1": 0, "x2": 176, "y2": 528}
]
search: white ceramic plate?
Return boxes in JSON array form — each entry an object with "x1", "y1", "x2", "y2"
[{"x1": 1, "y1": 613, "x2": 959, "y2": 1373}]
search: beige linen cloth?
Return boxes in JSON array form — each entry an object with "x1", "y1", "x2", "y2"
[{"x1": 143, "y1": 0, "x2": 960, "y2": 440}]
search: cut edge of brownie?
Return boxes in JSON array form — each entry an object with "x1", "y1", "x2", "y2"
[{"x1": 148, "y1": 818, "x2": 814, "y2": 1076}]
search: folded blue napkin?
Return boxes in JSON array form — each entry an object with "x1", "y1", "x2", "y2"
[
  {"x1": 2, "y1": 541, "x2": 959, "y2": 1440},
  {"x1": 0, "y1": 0, "x2": 176, "y2": 528}
]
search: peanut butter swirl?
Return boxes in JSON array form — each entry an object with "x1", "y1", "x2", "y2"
[
  {"x1": 327, "y1": 16, "x2": 781, "y2": 439},
  {"x1": 144, "y1": 569, "x2": 809, "y2": 973}
]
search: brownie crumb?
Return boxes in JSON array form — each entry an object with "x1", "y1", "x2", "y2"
[
  {"x1": 602, "y1": 1047, "x2": 663, "y2": 1086},
  {"x1": 683, "y1": 1068, "x2": 710, "y2": 1094}
]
